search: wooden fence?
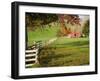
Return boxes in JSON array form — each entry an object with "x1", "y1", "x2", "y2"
[
  {"x1": 25, "y1": 48, "x2": 39, "y2": 68},
  {"x1": 25, "y1": 41, "x2": 42, "y2": 68}
]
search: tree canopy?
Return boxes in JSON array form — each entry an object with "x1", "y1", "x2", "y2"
[
  {"x1": 82, "y1": 20, "x2": 89, "y2": 36},
  {"x1": 26, "y1": 13, "x2": 58, "y2": 27},
  {"x1": 26, "y1": 13, "x2": 81, "y2": 28}
]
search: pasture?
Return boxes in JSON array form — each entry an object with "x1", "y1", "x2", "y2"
[{"x1": 26, "y1": 26, "x2": 89, "y2": 68}]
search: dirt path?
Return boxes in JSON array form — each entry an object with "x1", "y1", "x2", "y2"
[{"x1": 45, "y1": 37, "x2": 57, "y2": 46}]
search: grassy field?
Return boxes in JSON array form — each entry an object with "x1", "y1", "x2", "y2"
[
  {"x1": 27, "y1": 26, "x2": 60, "y2": 46},
  {"x1": 26, "y1": 26, "x2": 89, "y2": 68},
  {"x1": 37, "y1": 37, "x2": 89, "y2": 67}
]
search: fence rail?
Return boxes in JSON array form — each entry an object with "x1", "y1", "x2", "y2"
[
  {"x1": 25, "y1": 41, "x2": 43, "y2": 68},
  {"x1": 25, "y1": 48, "x2": 39, "y2": 68}
]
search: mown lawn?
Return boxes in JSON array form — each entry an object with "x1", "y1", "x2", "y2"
[
  {"x1": 31, "y1": 37, "x2": 89, "y2": 67},
  {"x1": 27, "y1": 26, "x2": 89, "y2": 68},
  {"x1": 50, "y1": 37, "x2": 89, "y2": 66},
  {"x1": 27, "y1": 26, "x2": 60, "y2": 46}
]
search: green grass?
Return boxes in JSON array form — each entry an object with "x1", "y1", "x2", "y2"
[
  {"x1": 50, "y1": 37, "x2": 89, "y2": 47},
  {"x1": 26, "y1": 25, "x2": 89, "y2": 68},
  {"x1": 32, "y1": 37, "x2": 89, "y2": 67},
  {"x1": 27, "y1": 26, "x2": 60, "y2": 46}
]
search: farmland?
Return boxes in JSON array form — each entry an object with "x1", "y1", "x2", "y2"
[
  {"x1": 27, "y1": 27, "x2": 89, "y2": 68},
  {"x1": 25, "y1": 13, "x2": 89, "y2": 68}
]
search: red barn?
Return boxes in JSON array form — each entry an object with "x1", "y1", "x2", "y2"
[{"x1": 67, "y1": 32, "x2": 81, "y2": 38}]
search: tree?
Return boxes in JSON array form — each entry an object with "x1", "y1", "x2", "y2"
[
  {"x1": 25, "y1": 13, "x2": 58, "y2": 49},
  {"x1": 58, "y1": 14, "x2": 81, "y2": 36},
  {"x1": 82, "y1": 20, "x2": 89, "y2": 36},
  {"x1": 26, "y1": 13, "x2": 58, "y2": 29}
]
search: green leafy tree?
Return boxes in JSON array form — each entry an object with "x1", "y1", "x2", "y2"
[
  {"x1": 26, "y1": 13, "x2": 58, "y2": 29},
  {"x1": 82, "y1": 20, "x2": 89, "y2": 36}
]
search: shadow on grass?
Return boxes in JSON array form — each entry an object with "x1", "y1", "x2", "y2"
[{"x1": 50, "y1": 40, "x2": 89, "y2": 49}]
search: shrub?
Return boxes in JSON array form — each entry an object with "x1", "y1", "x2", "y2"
[{"x1": 38, "y1": 48, "x2": 55, "y2": 67}]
